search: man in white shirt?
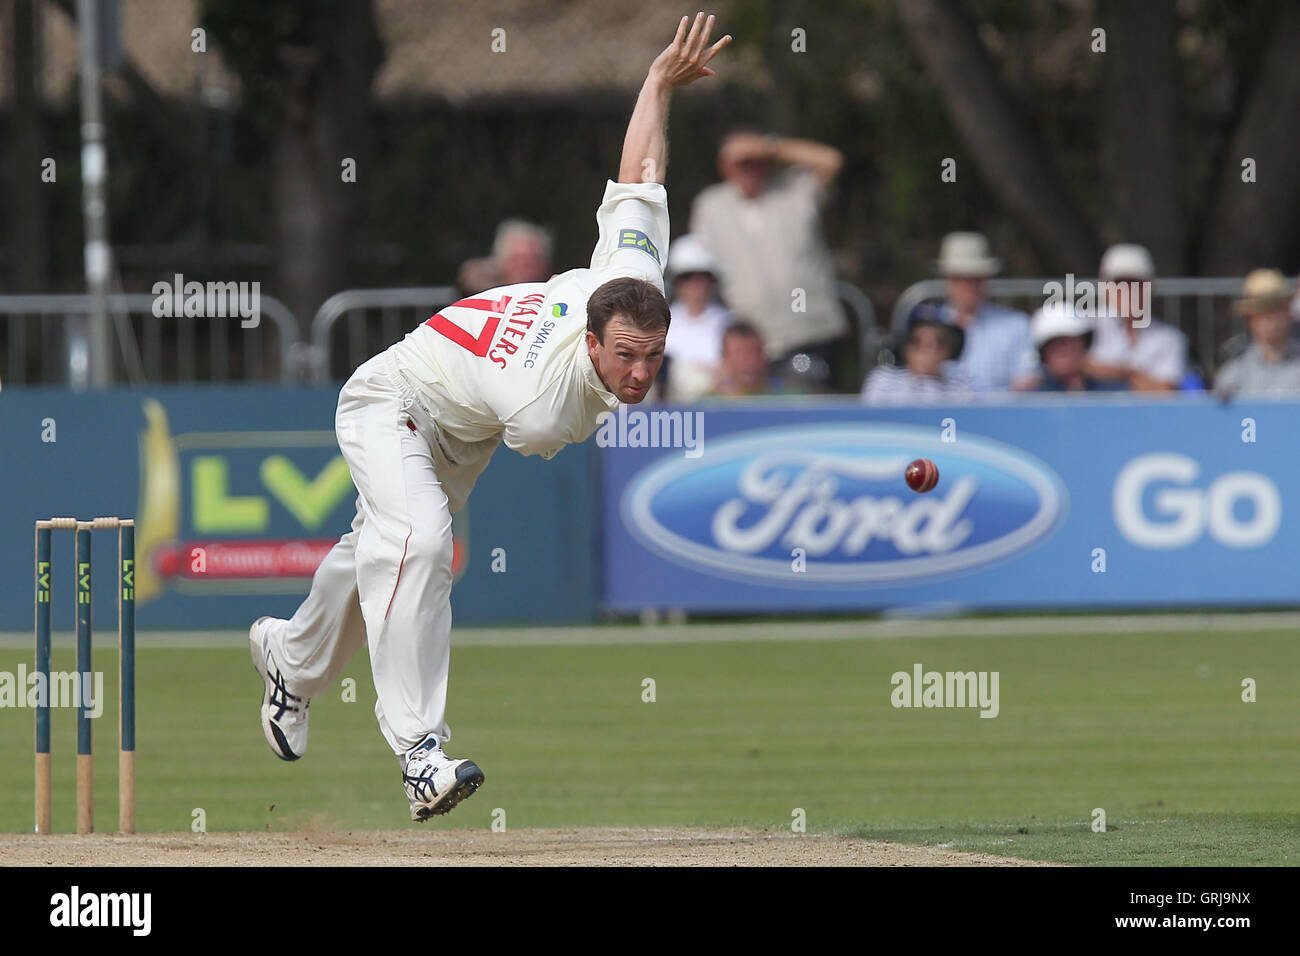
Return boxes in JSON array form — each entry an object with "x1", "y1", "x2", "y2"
[
  {"x1": 690, "y1": 128, "x2": 847, "y2": 388},
  {"x1": 247, "y1": 14, "x2": 731, "y2": 822},
  {"x1": 1086, "y1": 243, "x2": 1187, "y2": 391}
]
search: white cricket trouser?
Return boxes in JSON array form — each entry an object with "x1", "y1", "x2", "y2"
[{"x1": 266, "y1": 352, "x2": 495, "y2": 755}]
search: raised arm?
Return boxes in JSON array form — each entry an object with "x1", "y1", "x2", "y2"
[
  {"x1": 720, "y1": 133, "x2": 844, "y2": 189},
  {"x1": 618, "y1": 13, "x2": 731, "y2": 184}
]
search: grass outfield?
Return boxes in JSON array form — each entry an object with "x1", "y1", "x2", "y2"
[{"x1": 1, "y1": 622, "x2": 1297, "y2": 865}]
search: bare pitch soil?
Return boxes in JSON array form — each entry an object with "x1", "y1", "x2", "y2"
[{"x1": 0, "y1": 827, "x2": 1052, "y2": 866}]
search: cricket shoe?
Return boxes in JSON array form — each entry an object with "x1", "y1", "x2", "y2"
[
  {"x1": 249, "y1": 616, "x2": 310, "y2": 761},
  {"x1": 402, "y1": 735, "x2": 485, "y2": 821}
]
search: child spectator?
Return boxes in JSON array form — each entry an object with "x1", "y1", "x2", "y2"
[
  {"x1": 862, "y1": 316, "x2": 971, "y2": 403},
  {"x1": 663, "y1": 234, "x2": 731, "y2": 402},
  {"x1": 709, "y1": 322, "x2": 795, "y2": 397},
  {"x1": 1031, "y1": 303, "x2": 1126, "y2": 392}
]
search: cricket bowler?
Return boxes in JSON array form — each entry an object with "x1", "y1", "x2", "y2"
[{"x1": 249, "y1": 14, "x2": 732, "y2": 820}]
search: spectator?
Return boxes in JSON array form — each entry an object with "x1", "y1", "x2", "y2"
[
  {"x1": 1218, "y1": 266, "x2": 1300, "y2": 366},
  {"x1": 689, "y1": 129, "x2": 848, "y2": 391},
  {"x1": 923, "y1": 232, "x2": 1039, "y2": 392},
  {"x1": 862, "y1": 316, "x2": 970, "y2": 403},
  {"x1": 1214, "y1": 269, "x2": 1300, "y2": 398},
  {"x1": 710, "y1": 321, "x2": 796, "y2": 397},
  {"x1": 457, "y1": 219, "x2": 554, "y2": 293},
  {"x1": 1031, "y1": 303, "x2": 1126, "y2": 392},
  {"x1": 663, "y1": 234, "x2": 732, "y2": 402},
  {"x1": 1086, "y1": 243, "x2": 1186, "y2": 391}
]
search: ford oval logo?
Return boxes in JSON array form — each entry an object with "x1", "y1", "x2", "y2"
[{"x1": 620, "y1": 424, "x2": 1068, "y2": 585}]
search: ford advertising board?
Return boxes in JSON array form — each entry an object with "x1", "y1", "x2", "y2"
[
  {"x1": 620, "y1": 424, "x2": 1068, "y2": 585},
  {"x1": 600, "y1": 400, "x2": 1300, "y2": 612}
]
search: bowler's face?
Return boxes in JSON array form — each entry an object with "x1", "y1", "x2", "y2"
[{"x1": 588, "y1": 317, "x2": 666, "y2": 404}]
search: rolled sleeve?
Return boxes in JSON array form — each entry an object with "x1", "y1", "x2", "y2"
[{"x1": 589, "y1": 180, "x2": 670, "y2": 292}]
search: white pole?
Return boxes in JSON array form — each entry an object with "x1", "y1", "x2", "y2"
[{"x1": 76, "y1": 0, "x2": 112, "y2": 389}]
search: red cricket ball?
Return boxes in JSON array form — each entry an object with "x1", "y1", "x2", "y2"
[{"x1": 905, "y1": 458, "x2": 939, "y2": 493}]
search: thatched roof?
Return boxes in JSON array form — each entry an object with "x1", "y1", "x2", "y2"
[{"x1": 2, "y1": 0, "x2": 757, "y2": 107}]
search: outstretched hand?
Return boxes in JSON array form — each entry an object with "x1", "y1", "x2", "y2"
[{"x1": 649, "y1": 13, "x2": 732, "y2": 87}]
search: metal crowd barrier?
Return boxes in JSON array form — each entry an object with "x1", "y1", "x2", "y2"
[
  {"x1": 2, "y1": 279, "x2": 1257, "y2": 387},
  {"x1": 0, "y1": 293, "x2": 301, "y2": 387},
  {"x1": 305, "y1": 286, "x2": 460, "y2": 382}
]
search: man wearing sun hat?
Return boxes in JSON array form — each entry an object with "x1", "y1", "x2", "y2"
[
  {"x1": 1086, "y1": 243, "x2": 1187, "y2": 391},
  {"x1": 920, "y1": 231, "x2": 1039, "y2": 392},
  {"x1": 1214, "y1": 269, "x2": 1300, "y2": 398}
]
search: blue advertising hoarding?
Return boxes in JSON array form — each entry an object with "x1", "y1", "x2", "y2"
[
  {"x1": 599, "y1": 398, "x2": 1300, "y2": 611},
  {"x1": 7, "y1": 388, "x2": 1298, "y2": 626},
  {"x1": 0, "y1": 386, "x2": 597, "y2": 629}
]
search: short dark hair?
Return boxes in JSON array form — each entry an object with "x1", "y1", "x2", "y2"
[
  {"x1": 904, "y1": 316, "x2": 963, "y2": 361},
  {"x1": 586, "y1": 277, "x2": 671, "y2": 342},
  {"x1": 722, "y1": 319, "x2": 763, "y2": 345}
]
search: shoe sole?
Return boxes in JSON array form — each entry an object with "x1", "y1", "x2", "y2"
[
  {"x1": 411, "y1": 762, "x2": 485, "y2": 822},
  {"x1": 249, "y1": 618, "x2": 302, "y2": 762}
]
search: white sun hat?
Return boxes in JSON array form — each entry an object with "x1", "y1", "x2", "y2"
[
  {"x1": 936, "y1": 232, "x2": 1001, "y2": 278},
  {"x1": 667, "y1": 233, "x2": 718, "y2": 277},
  {"x1": 1032, "y1": 300, "x2": 1095, "y2": 347},
  {"x1": 1099, "y1": 243, "x2": 1155, "y2": 280}
]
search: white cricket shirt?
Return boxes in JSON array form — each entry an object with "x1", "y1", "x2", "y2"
[
  {"x1": 386, "y1": 180, "x2": 670, "y2": 461},
  {"x1": 1089, "y1": 312, "x2": 1187, "y2": 385}
]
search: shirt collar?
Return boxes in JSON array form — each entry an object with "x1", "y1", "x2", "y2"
[
  {"x1": 1247, "y1": 339, "x2": 1300, "y2": 363},
  {"x1": 580, "y1": 347, "x2": 621, "y2": 410},
  {"x1": 940, "y1": 301, "x2": 1009, "y2": 325}
]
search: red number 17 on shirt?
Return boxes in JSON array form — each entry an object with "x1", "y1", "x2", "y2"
[{"x1": 425, "y1": 294, "x2": 513, "y2": 357}]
